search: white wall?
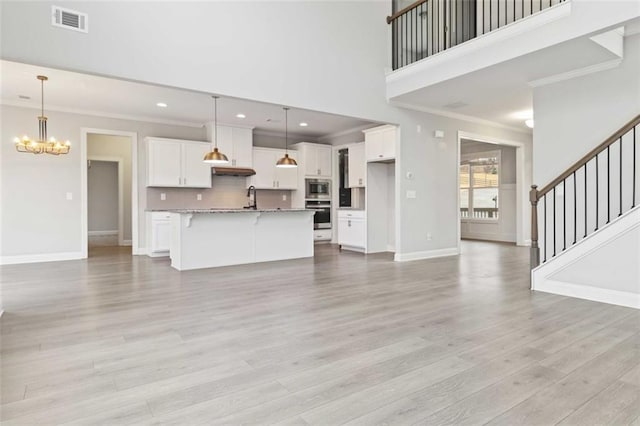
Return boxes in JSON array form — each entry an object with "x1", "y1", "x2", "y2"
[
  {"x1": 0, "y1": 105, "x2": 203, "y2": 259},
  {"x1": 0, "y1": 1, "x2": 532, "y2": 260},
  {"x1": 87, "y1": 161, "x2": 118, "y2": 233},
  {"x1": 533, "y1": 33, "x2": 640, "y2": 186},
  {"x1": 88, "y1": 134, "x2": 133, "y2": 240}
]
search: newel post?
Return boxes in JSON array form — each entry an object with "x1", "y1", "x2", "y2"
[{"x1": 529, "y1": 185, "x2": 540, "y2": 270}]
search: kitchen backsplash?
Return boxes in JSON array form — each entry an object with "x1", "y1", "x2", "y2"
[{"x1": 146, "y1": 176, "x2": 293, "y2": 210}]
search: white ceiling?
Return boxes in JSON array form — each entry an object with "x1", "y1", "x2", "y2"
[
  {"x1": 390, "y1": 29, "x2": 633, "y2": 131},
  {"x1": 0, "y1": 60, "x2": 378, "y2": 140}
]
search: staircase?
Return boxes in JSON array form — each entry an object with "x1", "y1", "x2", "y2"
[{"x1": 529, "y1": 114, "x2": 640, "y2": 308}]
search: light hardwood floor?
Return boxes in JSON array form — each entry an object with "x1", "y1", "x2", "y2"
[{"x1": 1, "y1": 242, "x2": 639, "y2": 425}]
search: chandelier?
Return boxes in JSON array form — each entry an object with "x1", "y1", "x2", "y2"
[{"x1": 14, "y1": 75, "x2": 71, "y2": 155}]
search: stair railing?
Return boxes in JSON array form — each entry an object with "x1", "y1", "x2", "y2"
[{"x1": 530, "y1": 114, "x2": 640, "y2": 270}]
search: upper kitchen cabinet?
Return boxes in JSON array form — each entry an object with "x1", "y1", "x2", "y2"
[
  {"x1": 348, "y1": 142, "x2": 366, "y2": 188},
  {"x1": 363, "y1": 125, "x2": 397, "y2": 162},
  {"x1": 206, "y1": 123, "x2": 253, "y2": 168},
  {"x1": 249, "y1": 148, "x2": 298, "y2": 190},
  {"x1": 293, "y1": 142, "x2": 332, "y2": 178},
  {"x1": 146, "y1": 137, "x2": 212, "y2": 188}
]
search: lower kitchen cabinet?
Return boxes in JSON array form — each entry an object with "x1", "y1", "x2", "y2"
[
  {"x1": 147, "y1": 212, "x2": 172, "y2": 257},
  {"x1": 337, "y1": 210, "x2": 366, "y2": 252},
  {"x1": 313, "y1": 229, "x2": 332, "y2": 242}
]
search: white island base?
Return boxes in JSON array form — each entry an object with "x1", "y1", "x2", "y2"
[{"x1": 169, "y1": 210, "x2": 315, "y2": 271}]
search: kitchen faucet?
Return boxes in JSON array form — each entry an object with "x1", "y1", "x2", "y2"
[{"x1": 245, "y1": 185, "x2": 257, "y2": 210}]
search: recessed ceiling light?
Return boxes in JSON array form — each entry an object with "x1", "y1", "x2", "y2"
[
  {"x1": 236, "y1": 113, "x2": 246, "y2": 119},
  {"x1": 156, "y1": 102, "x2": 168, "y2": 108},
  {"x1": 525, "y1": 119, "x2": 534, "y2": 129},
  {"x1": 299, "y1": 122, "x2": 308, "y2": 127}
]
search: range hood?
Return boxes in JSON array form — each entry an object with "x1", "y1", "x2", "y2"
[{"x1": 211, "y1": 166, "x2": 256, "y2": 177}]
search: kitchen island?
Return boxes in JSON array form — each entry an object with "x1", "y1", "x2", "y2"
[{"x1": 168, "y1": 209, "x2": 315, "y2": 271}]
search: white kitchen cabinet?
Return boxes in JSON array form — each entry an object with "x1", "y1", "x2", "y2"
[
  {"x1": 146, "y1": 137, "x2": 212, "y2": 188},
  {"x1": 314, "y1": 229, "x2": 332, "y2": 242},
  {"x1": 147, "y1": 211, "x2": 172, "y2": 257},
  {"x1": 249, "y1": 148, "x2": 298, "y2": 190},
  {"x1": 364, "y1": 125, "x2": 396, "y2": 162},
  {"x1": 337, "y1": 210, "x2": 366, "y2": 251},
  {"x1": 348, "y1": 142, "x2": 366, "y2": 188},
  {"x1": 214, "y1": 125, "x2": 253, "y2": 168},
  {"x1": 294, "y1": 143, "x2": 332, "y2": 178}
]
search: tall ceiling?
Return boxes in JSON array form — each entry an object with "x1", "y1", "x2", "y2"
[{"x1": 0, "y1": 60, "x2": 379, "y2": 140}]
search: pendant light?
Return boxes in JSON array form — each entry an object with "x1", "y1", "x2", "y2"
[
  {"x1": 276, "y1": 107, "x2": 298, "y2": 168},
  {"x1": 203, "y1": 96, "x2": 229, "y2": 164},
  {"x1": 14, "y1": 75, "x2": 71, "y2": 155}
]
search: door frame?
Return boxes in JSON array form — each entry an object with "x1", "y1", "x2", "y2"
[
  {"x1": 87, "y1": 156, "x2": 124, "y2": 246},
  {"x1": 457, "y1": 131, "x2": 529, "y2": 250},
  {"x1": 81, "y1": 128, "x2": 139, "y2": 258}
]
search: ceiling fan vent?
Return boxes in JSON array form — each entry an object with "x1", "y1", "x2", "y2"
[{"x1": 51, "y1": 6, "x2": 88, "y2": 33}]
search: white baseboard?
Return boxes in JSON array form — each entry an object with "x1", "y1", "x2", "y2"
[
  {"x1": 133, "y1": 247, "x2": 147, "y2": 256},
  {"x1": 0, "y1": 251, "x2": 84, "y2": 265},
  {"x1": 461, "y1": 233, "x2": 516, "y2": 243},
  {"x1": 394, "y1": 247, "x2": 459, "y2": 262},
  {"x1": 533, "y1": 279, "x2": 640, "y2": 310},
  {"x1": 88, "y1": 230, "x2": 118, "y2": 236},
  {"x1": 0, "y1": 310, "x2": 4, "y2": 319},
  {"x1": 341, "y1": 245, "x2": 366, "y2": 254},
  {"x1": 122, "y1": 240, "x2": 132, "y2": 246}
]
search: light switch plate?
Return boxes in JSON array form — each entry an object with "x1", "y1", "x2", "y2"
[
  {"x1": 160, "y1": 193, "x2": 166, "y2": 201},
  {"x1": 406, "y1": 190, "x2": 416, "y2": 199},
  {"x1": 66, "y1": 192, "x2": 73, "y2": 200},
  {"x1": 282, "y1": 194, "x2": 287, "y2": 201},
  {"x1": 197, "y1": 194, "x2": 202, "y2": 201}
]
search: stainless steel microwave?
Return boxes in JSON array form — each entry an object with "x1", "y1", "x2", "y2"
[{"x1": 305, "y1": 179, "x2": 331, "y2": 200}]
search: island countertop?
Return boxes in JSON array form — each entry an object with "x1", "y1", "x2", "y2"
[{"x1": 147, "y1": 208, "x2": 311, "y2": 214}]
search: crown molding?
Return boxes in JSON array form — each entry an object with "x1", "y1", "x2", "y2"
[
  {"x1": 527, "y1": 58, "x2": 622, "y2": 88},
  {"x1": 390, "y1": 101, "x2": 532, "y2": 135},
  {"x1": 317, "y1": 123, "x2": 380, "y2": 143},
  {"x1": 252, "y1": 128, "x2": 318, "y2": 142},
  {"x1": 1, "y1": 99, "x2": 204, "y2": 128}
]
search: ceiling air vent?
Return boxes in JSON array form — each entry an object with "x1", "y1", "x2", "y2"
[{"x1": 51, "y1": 6, "x2": 88, "y2": 33}]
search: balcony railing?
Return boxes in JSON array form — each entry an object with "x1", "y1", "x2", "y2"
[
  {"x1": 460, "y1": 207, "x2": 499, "y2": 219},
  {"x1": 387, "y1": 0, "x2": 566, "y2": 70}
]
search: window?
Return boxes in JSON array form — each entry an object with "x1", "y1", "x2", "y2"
[{"x1": 460, "y1": 151, "x2": 500, "y2": 220}]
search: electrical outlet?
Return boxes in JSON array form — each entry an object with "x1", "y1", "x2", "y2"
[
  {"x1": 282, "y1": 194, "x2": 287, "y2": 201},
  {"x1": 160, "y1": 193, "x2": 166, "y2": 201},
  {"x1": 406, "y1": 190, "x2": 416, "y2": 199},
  {"x1": 66, "y1": 192, "x2": 73, "y2": 200},
  {"x1": 197, "y1": 193, "x2": 202, "y2": 201},
  {"x1": 427, "y1": 233, "x2": 432, "y2": 241},
  {"x1": 417, "y1": 125, "x2": 422, "y2": 133}
]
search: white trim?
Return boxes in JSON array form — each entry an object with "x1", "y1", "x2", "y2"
[
  {"x1": 391, "y1": 101, "x2": 531, "y2": 135},
  {"x1": 462, "y1": 233, "x2": 517, "y2": 243},
  {"x1": 527, "y1": 58, "x2": 622, "y2": 88},
  {"x1": 252, "y1": 128, "x2": 317, "y2": 143},
  {"x1": 457, "y1": 131, "x2": 528, "y2": 247},
  {"x1": 0, "y1": 310, "x2": 4, "y2": 318},
  {"x1": 394, "y1": 247, "x2": 459, "y2": 262},
  {"x1": 534, "y1": 279, "x2": 640, "y2": 310},
  {"x1": 123, "y1": 240, "x2": 132, "y2": 246},
  {"x1": 88, "y1": 155, "x2": 124, "y2": 245},
  {"x1": 88, "y1": 230, "x2": 118, "y2": 236},
  {"x1": 318, "y1": 123, "x2": 381, "y2": 143},
  {"x1": 0, "y1": 251, "x2": 84, "y2": 265},
  {"x1": 81, "y1": 128, "x2": 139, "y2": 258},
  {"x1": 1, "y1": 100, "x2": 203, "y2": 129}
]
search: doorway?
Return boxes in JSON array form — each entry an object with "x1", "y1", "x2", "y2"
[
  {"x1": 87, "y1": 159, "x2": 123, "y2": 248},
  {"x1": 457, "y1": 131, "x2": 529, "y2": 249},
  {"x1": 81, "y1": 129, "x2": 138, "y2": 258}
]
